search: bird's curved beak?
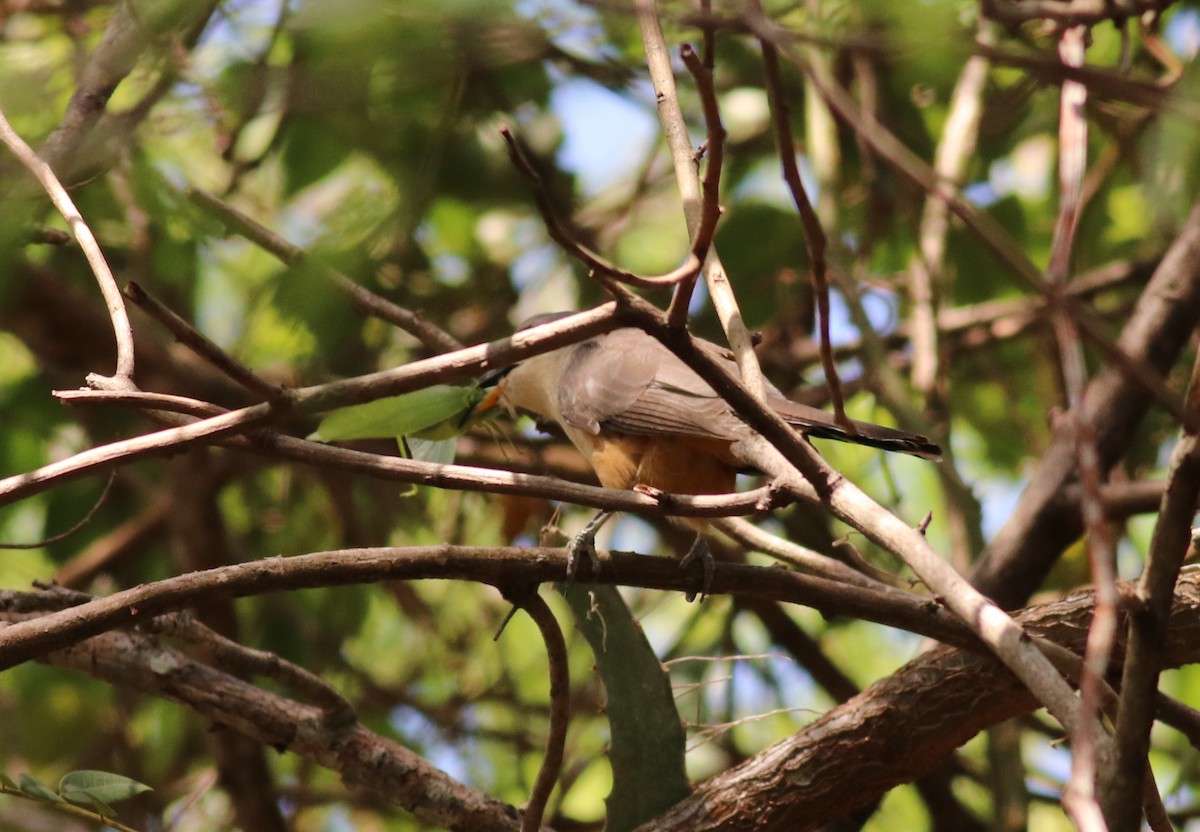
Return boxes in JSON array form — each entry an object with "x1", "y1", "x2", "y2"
[
  {"x1": 477, "y1": 365, "x2": 512, "y2": 388},
  {"x1": 469, "y1": 365, "x2": 513, "y2": 419}
]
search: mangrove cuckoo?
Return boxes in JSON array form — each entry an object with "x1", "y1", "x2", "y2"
[{"x1": 479, "y1": 315, "x2": 941, "y2": 588}]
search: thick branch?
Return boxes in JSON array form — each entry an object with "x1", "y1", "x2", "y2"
[
  {"x1": 0, "y1": 547, "x2": 973, "y2": 671},
  {"x1": 1105, "y1": 352, "x2": 1200, "y2": 829},
  {"x1": 41, "y1": 629, "x2": 532, "y2": 832},
  {"x1": 637, "y1": 572, "x2": 1200, "y2": 832},
  {"x1": 975, "y1": 198, "x2": 1200, "y2": 607}
]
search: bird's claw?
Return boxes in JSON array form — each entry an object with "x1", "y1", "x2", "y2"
[
  {"x1": 565, "y1": 527, "x2": 602, "y2": 584},
  {"x1": 679, "y1": 535, "x2": 715, "y2": 602},
  {"x1": 564, "y1": 509, "x2": 611, "y2": 584}
]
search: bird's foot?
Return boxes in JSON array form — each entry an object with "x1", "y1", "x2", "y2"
[
  {"x1": 566, "y1": 528, "x2": 602, "y2": 583},
  {"x1": 679, "y1": 535, "x2": 715, "y2": 602},
  {"x1": 564, "y1": 509, "x2": 611, "y2": 584}
]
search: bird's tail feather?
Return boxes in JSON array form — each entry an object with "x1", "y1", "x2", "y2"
[{"x1": 770, "y1": 399, "x2": 942, "y2": 460}]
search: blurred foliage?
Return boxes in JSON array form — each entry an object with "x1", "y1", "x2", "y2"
[{"x1": 0, "y1": 0, "x2": 1197, "y2": 830}]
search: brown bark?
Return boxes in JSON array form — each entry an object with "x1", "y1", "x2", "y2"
[{"x1": 638, "y1": 574, "x2": 1200, "y2": 832}]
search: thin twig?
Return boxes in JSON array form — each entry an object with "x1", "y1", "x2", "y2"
[
  {"x1": 712, "y1": 516, "x2": 885, "y2": 588},
  {"x1": 749, "y1": 0, "x2": 848, "y2": 430},
  {"x1": 0, "y1": 105, "x2": 135, "y2": 383},
  {"x1": 51, "y1": 387, "x2": 783, "y2": 522},
  {"x1": 745, "y1": 12, "x2": 1196, "y2": 432},
  {"x1": 1, "y1": 400, "x2": 269, "y2": 507},
  {"x1": 504, "y1": 589, "x2": 568, "y2": 832},
  {"x1": 0, "y1": 471, "x2": 115, "y2": 550},
  {"x1": 186, "y1": 187, "x2": 464, "y2": 353},
  {"x1": 908, "y1": 24, "x2": 995, "y2": 396},
  {"x1": 124, "y1": 281, "x2": 287, "y2": 401},
  {"x1": 499, "y1": 128, "x2": 702, "y2": 290},
  {"x1": 634, "y1": 0, "x2": 768, "y2": 399},
  {"x1": 1047, "y1": 24, "x2": 1114, "y2": 832},
  {"x1": 667, "y1": 43, "x2": 726, "y2": 325}
]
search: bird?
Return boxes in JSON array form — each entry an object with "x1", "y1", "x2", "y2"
[{"x1": 476, "y1": 314, "x2": 941, "y2": 592}]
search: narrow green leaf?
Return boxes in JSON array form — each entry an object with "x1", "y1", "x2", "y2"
[
  {"x1": 561, "y1": 585, "x2": 689, "y2": 832},
  {"x1": 0, "y1": 773, "x2": 17, "y2": 789},
  {"x1": 310, "y1": 385, "x2": 487, "y2": 443},
  {"x1": 18, "y1": 773, "x2": 64, "y2": 803},
  {"x1": 58, "y1": 770, "x2": 152, "y2": 804}
]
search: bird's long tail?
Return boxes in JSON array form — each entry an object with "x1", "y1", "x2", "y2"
[{"x1": 770, "y1": 398, "x2": 942, "y2": 460}]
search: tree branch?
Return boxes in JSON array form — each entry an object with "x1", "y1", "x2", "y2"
[
  {"x1": 1104, "y1": 349, "x2": 1200, "y2": 829},
  {"x1": 0, "y1": 104, "x2": 135, "y2": 384},
  {"x1": 636, "y1": 571, "x2": 1200, "y2": 832},
  {"x1": 634, "y1": 0, "x2": 767, "y2": 399}
]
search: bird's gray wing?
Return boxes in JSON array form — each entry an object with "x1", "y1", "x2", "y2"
[
  {"x1": 557, "y1": 328, "x2": 745, "y2": 440},
  {"x1": 547, "y1": 320, "x2": 941, "y2": 457}
]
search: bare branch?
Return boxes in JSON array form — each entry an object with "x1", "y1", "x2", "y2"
[
  {"x1": 0, "y1": 547, "x2": 976, "y2": 672},
  {"x1": 37, "y1": 2, "x2": 220, "y2": 180},
  {"x1": 1105, "y1": 349, "x2": 1200, "y2": 829},
  {"x1": 668, "y1": 43, "x2": 726, "y2": 325},
  {"x1": 636, "y1": 571, "x2": 1200, "y2": 832},
  {"x1": 53, "y1": 386, "x2": 784, "y2": 522},
  {"x1": 908, "y1": 24, "x2": 994, "y2": 396},
  {"x1": 124, "y1": 281, "x2": 287, "y2": 401},
  {"x1": 634, "y1": 0, "x2": 767, "y2": 399},
  {"x1": 500, "y1": 127, "x2": 703, "y2": 290},
  {"x1": 0, "y1": 400, "x2": 272, "y2": 507},
  {"x1": 0, "y1": 105, "x2": 135, "y2": 383},
  {"x1": 1036, "y1": 24, "x2": 1115, "y2": 832},
  {"x1": 39, "y1": 628, "x2": 533, "y2": 832},
  {"x1": 748, "y1": 0, "x2": 847, "y2": 429},
  {"x1": 504, "y1": 589, "x2": 569, "y2": 832},
  {"x1": 0, "y1": 307, "x2": 621, "y2": 507},
  {"x1": 187, "y1": 187, "x2": 465, "y2": 354}
]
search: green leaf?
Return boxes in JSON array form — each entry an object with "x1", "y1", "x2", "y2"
[
  {"x1": 310, "y1": 385, "x2": 488, "y2": 442},
  {"x1": 0, "y1": 773, "x2": 16, "y2": 789},
  {"x1": 58, "y1": 770, "x2": 152, "y2": 805},
  {"x1": 18, "y1": 773, "x2": 64, "y2": 803},
  {"x1": 561, "y1": 585, "x2": 689, "y2": 832},
  {"x1": 65, "y1": 790, "x2": 117, "y2": 818}
]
